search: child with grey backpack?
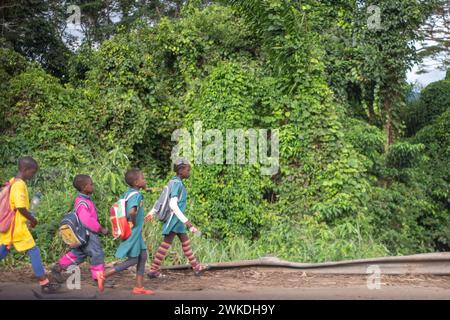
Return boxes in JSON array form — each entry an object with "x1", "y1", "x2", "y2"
[{"x1": 145, "y1": 159, "x2": 209, "y2": 278}]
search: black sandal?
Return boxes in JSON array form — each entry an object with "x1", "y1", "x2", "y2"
[{"x1": 41, "y1": 282, "x2": 61, "y2": 294}]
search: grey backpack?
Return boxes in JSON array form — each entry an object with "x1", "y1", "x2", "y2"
[{"x1": 152, "y1": 180, "x2": 182, "y2": 222}]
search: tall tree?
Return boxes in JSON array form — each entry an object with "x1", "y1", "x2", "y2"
[
  {"x1": 417, "y1": 1, "x2": 450, "y2": 71},
  {"x1": 0, "y1": 0, "x2": 73, "y2": 78},
  {"x1": 354, "y1": 0, "x2": 436, "y2": 148},
  {"x1": 71, "y1": 0, "x2": 212, "y2": 48}
]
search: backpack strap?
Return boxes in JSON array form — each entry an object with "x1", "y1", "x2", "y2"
[
  {"x1": 169, "y1": 179, "x2": 183, "y2": 202},
  {"x1": 166, "y1": 179, "x2": 184, "y2": 224},
  {"x1": 7, "y1": 178, "x2": 18, "y2": 250},
  {"x1": 179, "y1": 184, "x2": 184, "y2": 202},
  {"x1": 73, "y1": 200, "x2": 90, "y2": 236},
  {"x1": 163, "y1": 181, "x2": 177, "y2": 230},
  {"x1": 74, "y1": 200, "x2": 89, "y2": 216},
  {"x1": 123, "y1": 191, "x2": 139, "y2": 220},
  {"x1": 75, "y1": 200, "x2": 89, "y2": 209},
  {"x1": 124, "y1": 191, "x2": 139, "y2": 202}
]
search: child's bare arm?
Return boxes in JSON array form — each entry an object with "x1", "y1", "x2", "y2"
[
  {"x1": 129, "y1": 207, "x2": 138, "y2": 227},
  {"x1": 144, "y1": 208, "x2": 156, "y2": 223},
  {"x1": 17, "y1": 207, "x2": 37, "y2": 227}
]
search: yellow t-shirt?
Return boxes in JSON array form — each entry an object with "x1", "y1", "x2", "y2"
[{"x1": 0, "y1": 178, "x2": 35, "y2": 252}]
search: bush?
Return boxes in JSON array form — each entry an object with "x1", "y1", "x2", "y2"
[
  {"x1": 386, "y1": 142, "x2": 425, "y2": 168},
  {"x1": 414, "y1": 108, "x2": 450, "y2": 159},
  {"x1": 254, "y1": 213, "x2": 387, "y2": 262},
  {"x1": 403, "y1": 78, "x2": 450, "y2": 135}
]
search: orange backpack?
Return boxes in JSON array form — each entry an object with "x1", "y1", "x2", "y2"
[{"x1": 109, "y1": 191, "x2": 138, "y2": 241}]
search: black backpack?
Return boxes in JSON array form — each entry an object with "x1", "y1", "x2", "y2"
[{"x1": 59, "y1": 201, "x2": 90, "y2": 248}]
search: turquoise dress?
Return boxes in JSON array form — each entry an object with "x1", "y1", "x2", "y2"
[
  {"x1": 115, "y1": 188, "x2": 147, "y2": 258},
  {"x1": 162, "y1": 176, "x2": 188, "y2": 235}
]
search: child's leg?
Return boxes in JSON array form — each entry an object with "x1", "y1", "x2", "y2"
[
  {"x1": 104, "y1": 256, "x2": 139, "y2": 279},
  {"x1": 2, "y1": 245, "x2": 47, "y2": 283},
  {"x1": 133, "y1": 250, "x2": 153, "y2": 295},
  {"x1": 178, "y1": 233, "x2": 200, "y2": 270},
  {"x1": 27, "y1": 246, "x2": 61, "y2": 294},
  {"x1": 27, "y1": 246, "x2": 46, "y2": 279},
  {"x1": 0, "y1": 245, "x2": 10, "y2": 261},
  {"x1": 136, "y1": 250, "x2": 148, "y2": 277},
  {"x1": 101, "y1": 255, "x2": 138, "y2": 290},
  {"x1": 58, "y1": 251, "x2": 82, "y2": 269},
  {"x1": 101, "y1": 253, "x2": 152, "y2": 295},
  {"x1": 84, "y1": 234, "x2": 105, "y2": 281},
  {"x1": 149, "y1": 232, "x2": 176, "y2": 274},
  {"x1": 114, "y1": 257, "x2": 140, "y2": 272},
  {"x1": 51, "y1": 247, "x2": 87, "y2": 283},
  {"x1": 58, "y1": 243, "x2": 88, "y2": 270},
  {"x1": 135, "y1": 250, "x2": 148, "y2": 288}
]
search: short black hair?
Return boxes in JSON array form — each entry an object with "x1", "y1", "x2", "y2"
[
  {"x1": 73, "y1": 175, "x2": 91, "y2": 192},
  {"x1": 125, "y1": 168, "x2": 142, "y2": 186},
  {"x1": 173, "y1": 158, "x2": 191, "y2": 174},
  {"x1": 18, "y1": 156, "x2": 38, "y2": 171},
  {"x1": 174, "y1": 163, "x2": 190, "y2": 174}
]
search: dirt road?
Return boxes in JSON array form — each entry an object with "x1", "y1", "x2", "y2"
[{"x1": 1, "y1": 266, "x2": 450, "y2": 299}]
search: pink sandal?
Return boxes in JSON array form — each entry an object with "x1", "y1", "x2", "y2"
[{"x1": 133, "y1": 287, "x2": 155, "y2": 295}]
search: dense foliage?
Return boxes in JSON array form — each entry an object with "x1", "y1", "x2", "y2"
[{"x1": 0, "y1": 1, "x2": 448, "y2": 266}]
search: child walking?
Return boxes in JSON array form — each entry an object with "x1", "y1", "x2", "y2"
[
  {"x1": 100, "y1": 168, "x2": 154, "y2": 295},
  {"x1": 145, "y1": 159, "x2": 209, "y2": 278},
  {"x1": 51, "y1": 175, "x2": 113, "y2": 290},
  {"x1": 0, "y1": 156, "x2": 60, "y2": 293}
]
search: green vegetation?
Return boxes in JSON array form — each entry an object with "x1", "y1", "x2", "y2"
[{"x1": 0, "y1": 1, "x2": 448, "y2": 266}]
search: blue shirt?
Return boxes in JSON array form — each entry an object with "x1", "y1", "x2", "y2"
[
  {"x1": 162, "y1": 176, "x2": 188, "y2": 235},
  {"x1": 170, "y1": 176, "x2": 187, "y2": 213},
  {"x1": 115, "y1": 187, "x2": 147, "y2": 258}
]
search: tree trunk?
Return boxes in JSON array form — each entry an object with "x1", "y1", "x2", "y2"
[{"x1": 383, "y1": 96, "x2": 395, "y2": 151}]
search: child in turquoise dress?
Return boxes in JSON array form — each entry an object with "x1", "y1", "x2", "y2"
[
  {"x1": 101, "y1": 168, "x2": 154, "y2": 295},
  {"x1": 146, "y1": 159, "x2": 209, "y2": 278}
]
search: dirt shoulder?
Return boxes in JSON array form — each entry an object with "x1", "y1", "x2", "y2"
[{"x1": 1, "y1": 266, "x2": 450, "y2": 299}]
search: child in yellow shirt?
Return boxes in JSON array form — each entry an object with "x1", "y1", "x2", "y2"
[{"x1": 0, "y1": 156, "x2": 60, "y2": 294}]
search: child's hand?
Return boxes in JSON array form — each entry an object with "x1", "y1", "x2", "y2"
[
  {"x1": 101, "y1": 227, "x2": 109, "y2": 235},
  {"x1": 189, "y1": 226, "x2": 198, "y2": 234},
  {"x1": 29, "y1": 217, "x2": 38, "y2": 228},
  {"x1": 144, "y1": 209, "x2": 156, "y2": 223},
  {"x1": 128, "y1": 221, "x2": 134, "y2": 229},
  {"x1": 144, "y1": 214, "x2": 153, "y2": 223}
]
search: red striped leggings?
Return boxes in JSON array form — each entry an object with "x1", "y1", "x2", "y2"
[{"x1": 150, "y1": 232, "x2": 200, "y2": 272}]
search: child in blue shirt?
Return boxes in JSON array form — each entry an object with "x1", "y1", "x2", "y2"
[
  {"x1": 146, "y1": 159, "x2": 209, "y2": 278},
  {"x1": 101, "y1": 168, "x2": 154, "y2": 295}
]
